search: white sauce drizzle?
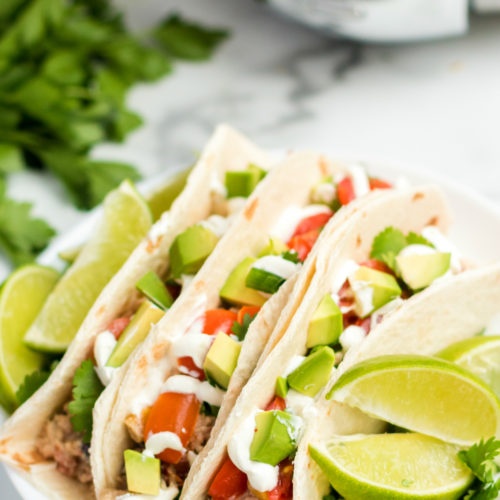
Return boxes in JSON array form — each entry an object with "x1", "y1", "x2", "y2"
[
  {"x1": 198, "y1": 215, "x2": 230, "y2": 238},
  {"x1": 251, "y1": 255, "x2": 299, "y2": 279},
  {"x1": 228, "y1": 411, "x2": 279, "y2": 492},
  {"x1": 285, "y1": 389, "x2": 318, "y2": 422},
  {"x1": 331, "y1": 259, "x2": 360, "y2": 294},
  {"x1": 421, "y1": 225, "x2": 462, "y2": 272},
  {"x1": 117, "y1": 485, "x2": 179, "y2": 500},
  {"x1": 160, "y1": 375, "x2": 224, "y2": 406},
  {"x1": 347, "y1": 164, "x2": 370, "y2": 198},
  {"x1": 144, "y1": 432, "x2": 185, "y2": 458},
  {"x1": 340, "y1": 325, "x2": 367, "y2": 351},
  {"x1": 171, "y1": 333, "x2": 213, "y2": 369},
  {"x1": 93, "y1": 330, "x2": 118, "y2": 386},
  {"x1": 348, "y1": 277, "x2": 375, "y2": 318}
]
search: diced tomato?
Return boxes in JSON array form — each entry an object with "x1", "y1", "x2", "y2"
[
  {"x1": 204, "y1": 309, "x2": 238, "y2": 335},
  {"x1": 208, "y1": 456, "x2": 248, "y2": 500},
  {"x1": 359, "y1": 259, "x2": 393, "y2": 275},
  {"x1": 267, "y1": 460, "x2": 294, "y2": 500},
  {"x1": 337, "y1": 177, "x2": 356, "y2": 205},
  {"x1": 369, "y1": 177, "x2": 392, "y2": 190},
  {"x1": 265, "y1": 396, "x2": 287, "y2": 411},
  {"x1": 177, "y1": 356, "x2": 205, "y2": 380},
  {"x1": 287, "y1": 228, "x2": 321, "y2": 262},
  {"x1": 290, "y1": 211, "x2": 333, "y2": 239},
  {"x1": 144, "y1": 392, "x2": 200, "y2": 464},
  {"x1": 107, "y1": 316, "x2": 131, "y2": 339},
  {"x1": 236, "y1": 306, "x2": 260, "y2": 325}
]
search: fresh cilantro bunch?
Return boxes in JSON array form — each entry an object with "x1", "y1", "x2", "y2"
[
  {"x1": 459, "y1": 437, "x2": 500, "y2": 500},
  {"x1": 0, "y1": 0, "x2": 228, "y2": 266}
]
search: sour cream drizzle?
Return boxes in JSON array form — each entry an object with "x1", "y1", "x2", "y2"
[
  {"x1": 160, "y1": 375, "x2": 224, "y2": 407},
  {"x1": 251, "y1": 255, "x2": 300, "y2": 279},
  {"x1": 228, "y1": 411, "x2": 279, "y2": 492},
  {"x1": 93, "y1": 330, "x2": 118, "y2": 386},
  {"x1": 171, "y1": 333, "x2": 213, "y2": 369},
  {"x1": 144, "y1": 432, "x2": 185, "y2": 458},
  {"x1": 346, "y1": 164, "x2": 370, "y2": 198}
]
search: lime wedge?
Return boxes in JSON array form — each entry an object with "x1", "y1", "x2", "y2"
[
  {"x1": 146, "y1": 167, "x2": 191, "y2": 221},
  {"x1": 328, "y1": 355, "x2": 500, "y2": 446},
  {"x1": 438, "y1": 336, "x2": 500, "y2": 398},
  {"x1": 309, "y1": 433, "x2": 474, "y2": 500},
  {"x1": 0, "y1": 265, "x2": 59, "y2": 412},
  {"x1": 24, "y1": 180, "x2": 152, "y2": 353}
]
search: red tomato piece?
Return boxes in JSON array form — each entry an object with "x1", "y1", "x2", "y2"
[
  {"x1": 177, "y1": 356, "x2": 205, "y2": 380},
  {"x1": 144, "y1": 392, "x2": 200, "y2": 464},
  {"x1": 107, "y1": 316, "x2": 131, "y2": 339},
  {"x1": 359, "y1": 259, "x2": 393, "y2": 275},
  {"x1": 265, "y1": 396, "x2": 287, "y2": 411},
  {"x1": 267, "y1": 460, "x2": 294, "y2": 500},
  {"x1": 290, "y1": 211, "x2": 333, "y2": 239},
  {"x1": 287, "y1": 228, "x2": 321, "y2": 262},
  {"x1": 204, "y1": 309, "x2": 238, "y2": 335},
  {"x1": 369, "y1": 177, "x2": 392, "y2": 190},
  {"x1": 208, "y1": 456, "x2": 248, "y2": 500},
  {"x1": 337, "y1": 177, "x2": 356, "y2": 205},
  {"x1": 236, "y1": 305, "x2": 261, "y2": 325}
]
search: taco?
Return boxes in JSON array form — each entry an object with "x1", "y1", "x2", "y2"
[
  {"x1": 0, "y1": 124, "x2": 273, "y2": 499},
  {"x1": 91, "y1": 155, "x2": 423, "y2": 499},
  {"x1": 182, "y1": 184, "x2": 471, "y2": 500},
  {"x1": 302, "y1": 262, "x2": 500, "y2": 499}
]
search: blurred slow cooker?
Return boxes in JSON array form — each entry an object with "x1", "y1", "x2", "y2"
[{"x1": 266, "y1": 0, "x2": 500, "y2": 42}]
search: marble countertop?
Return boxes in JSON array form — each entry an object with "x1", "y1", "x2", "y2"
[{"x1": 2, "y1": 0, "x2": 500, "y2": 497}]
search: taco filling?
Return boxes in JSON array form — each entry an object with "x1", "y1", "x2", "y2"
[
  {"x1": 208, "y1": 224, "x2": 464, "y2": 499},
  {"x1": 119, "y1": 166, "x2": 396, "y2": 496}
]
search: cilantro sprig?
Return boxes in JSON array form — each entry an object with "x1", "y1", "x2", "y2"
[
  {"x1": 459, "y1": 437, "x2": 500, "y2": 499},
  {"x1": 68, "y1": 359, "x2": 104, "y2": 443},
  {"x1": 370, "y1": 227, "x2": 433, "y2": 271},
  {"x1": 15, "y1": 360, "x2": 59, "y2": 406},
  {"x1": 231, "y1": 312, "x2": 258, "y2": 341},
  {"x1": 0, "y1": 1, "x2": 228, "y2": 266}
]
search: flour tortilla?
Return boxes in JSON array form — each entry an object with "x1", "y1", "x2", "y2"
[
  {"x1": 297, "y1": 262, "x2": 500, "y2": 499},
  {"x1": 92, "y1": 151, "x2": 405, "y2": 498},
  {"x1": 182, "y1": 184, "x2": 454, "y2": 499},
  {"x1": 0, "y1": 124, "x2": 272, "y2": 499}
]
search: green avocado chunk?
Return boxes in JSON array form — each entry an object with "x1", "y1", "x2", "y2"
[
  {"x1": 124, "y1": 449, "x2": 160, "y2": 496},
  {"x1": 169, "y1": 225, "x2": 219, "y2": 279},
  {"x1": 106, "y1": 301, "x2": 164, "y2": 368},
  {"x1": 136, "y1": 270, "x2": 173, "y2": 310},
  {"x1": 396, "y1": 251, "x2": 451, "y2": 290},
  {"x1": 220, "y1": 257, "x2": 267, "y2": 307},
  {"x1": 203, "y1": 332, "x2": 241, "y2": 389},
  {"x1": 306, "y1": 294, "x2": 343, "y2": 348},
  {"x1": 250, "y1": 410, "x2": 301, "y2": 466},
  {"x1": 225, "y1": 164, "x2": 266, "y2": 198},
  {"x1": 287, "y1": 346, "x2": 336, "y2": 397},
  {"x1": 275, "y1": 376, "x2": 289, "y2": 398},
  {"x1": 348, "y1": 266, "x2": 402, "y2": 318}
]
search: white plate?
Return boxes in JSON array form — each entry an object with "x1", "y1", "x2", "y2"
[{"x1": 1, "y1": 157, "x2": 500, "y2": 500}]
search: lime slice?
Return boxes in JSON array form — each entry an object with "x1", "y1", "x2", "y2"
[
  {"x1": 0, "y1": 265, "x2": 59, "y2": 412},
  {"x1": 309, "y1": 433, "x2": 474, "y2": 500},
  {"x1": 438, "y1": 336, "x2": 500, "y2": 398},
  {"x1": 24, "y1": 180, "x2": 152, "y2": 353},
  {"x1": 328, "y1": 355, "x2": 500, "y2": 446},
  {"x1": 146, "y1": 167, "x2": 191, "y2": 221}
]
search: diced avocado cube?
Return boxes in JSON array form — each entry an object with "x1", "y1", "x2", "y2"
[
  {"x1": 287, "y1": 346, "x2": 335, "y2": 397},
  {"x1": 247, "y1": 163, "x2": 267, "y2": 181},
  {"x1": 246, "y1": 267, "x2": 285, "y2": 294},
  {"x1": 124, "y1": 449, "x2": 160, "y2": 496},
  {"x1": 306, "y1": 294, "x2": 343, "y2": 348},
  {"x1": 136, "y1": 270, "x2": 173, "y2": 310},
  {"x1": 169, "y1": 225, "x2": 219, "y2": 278},
  {"x1": 250, "y1": 410, "x2": 301, "y2": 466},
  {"x1": 220, "y1": 257, "x2": 267, "y2": 307},
  {"x1": 224, "y1": 170, "x2": 258, "y2": 199},
  {"x1": 203, "y1": 332, "x2": 241, "y2": 389},
  {"x1": 396, "y1": 252, "x2": 451, "y2": 290},
  {"x1": 348, "y1": 266, "x2": 402, "y2": 318},
  {"x1": 275, "y1": 376, "x2": 289, "y2": 398},
  {"x1": 106, "y1": 301, "x2": 164, "y2": 368},
  {"x1": 258, "y1": 237, "x2": 289, "y2": 257}
]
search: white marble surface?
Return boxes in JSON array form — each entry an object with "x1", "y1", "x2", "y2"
[{"x1": 2, "y1": 1, "x2": 500, "y2": 497}]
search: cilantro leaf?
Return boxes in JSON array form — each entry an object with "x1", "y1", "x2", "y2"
[
  {"x1": 153, "y1": 14, "x2": 229, "y2": 61},
  {"x1": 68, "y1": 359, "x2": 104, "y2": 443},
  {"x1": 370, "y1": 227, "x2": 407, "y2": 270},
  {"x1": 459, "y1": 437, "x2": 500, "y2": 500},
  {"x1": 231, "y1": 312, "x2": 258, "y2": 341},
  {"x1": 0, "y1": 189, "x2": 56, "y2": 266},
  {"x1": 406, "y1": 231, "x2": 434, "y2": 248},
  {"x1": 15, "y1": 370, "x2": 50, "y2": 406}
]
